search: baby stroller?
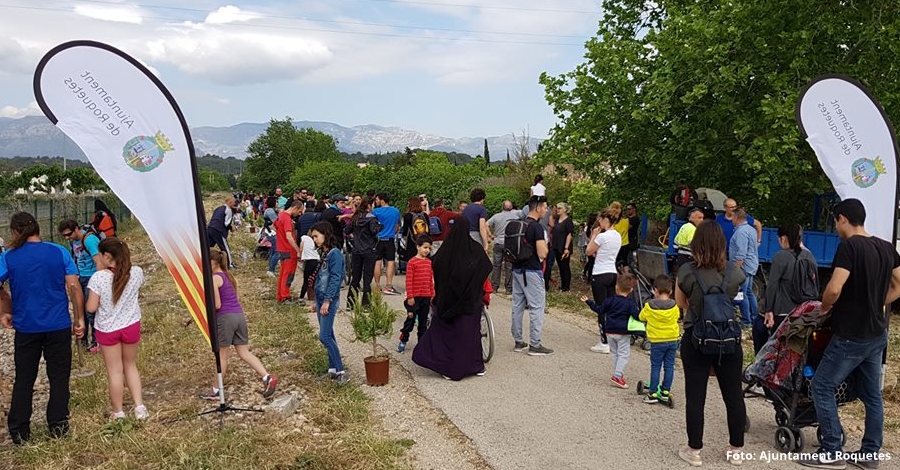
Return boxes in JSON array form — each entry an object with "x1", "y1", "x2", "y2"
[
  {"x1": 628, "y1": 268, "x2": 653, "y2": 351},
  {"x1": 255, "y1": 226, "x2": 275, "y2": 259},
  {"x1": 745, "y1": 301, "x2": 857, "y2": 453}
]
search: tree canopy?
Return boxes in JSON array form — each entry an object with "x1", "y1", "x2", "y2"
[{"x1": 540, "y1": 0, "x2": 900, "y2": 224}]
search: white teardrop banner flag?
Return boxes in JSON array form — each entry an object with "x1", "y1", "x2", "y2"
[
  {"x1": 34, "y1": 41, "x2": 215, "y2": 346},
  {"x1": 796, "y1": 74, "x2": 899, "y2": 243}
]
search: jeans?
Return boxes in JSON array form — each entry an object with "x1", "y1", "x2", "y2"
[
  {"x1": 276, "y1": 251, "x2": 298, "y2": 302},
  {"x1": 607, "y1": 334, "x2": 631, "y2": 377},
  {"x1": 811, "y1": 331, "x2": 887, "y2": 454},
  {"x1": 315, "y1": 298, "x2": 344, "y2": 371},
  {"x1": 544, "y1": 247, "x2": 556, "y2": 289},
  {"x1": 511, "y1": 269, "x2": 545, "y2": 347},
  {"x1": 650, "y1": 341, "x2": 679, "y2": 393},
  {"x1": 553, "y1": 248, "x2": 572, "y2": 291},
  {"x1": 400, "y1": 297, "x2": 430, "y2": 342},
  {"x1": 681, "y1": 329, "x2": 746, "y2": 449},
  {"x1": 738, "y1": 273, "x2": 757, "y2": 326},
  {"x1": 78, "y1": 276, "x2": 96, "y2": 346},
  {"x1": 267, "y1": 237, "x2": 279, "y2": 272},
  {"x1": 8, "y1": 328, "x2": 72, "y2": 443},
  {"x1": 491, "y1": 244, "x2": 512, "y2": 293},
  {"x1": 348, "y1": 252, "x2": 376, "y2": 308},
  {"x1": 751, "y1": 313, "x2": 770, "y2": 354}
]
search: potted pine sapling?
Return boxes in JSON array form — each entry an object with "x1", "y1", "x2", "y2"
[{"x1": 349, "y1": 290, "x2": 398, "y2": 386}]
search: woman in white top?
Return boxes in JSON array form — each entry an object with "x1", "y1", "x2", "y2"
[
  {"x1": 584, "y1": 209, "x2": 622, "y2": 352},
  {"x1": 86, "y1": 237, "x2": 147, "y2": 420},
  {"x1": 530, "y1": 174, "x2": 546, "y2": 197}
]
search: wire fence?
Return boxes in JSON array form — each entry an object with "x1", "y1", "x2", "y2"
[{"x1": 0, "y1": 194, "x2": 132, "y2": 246}]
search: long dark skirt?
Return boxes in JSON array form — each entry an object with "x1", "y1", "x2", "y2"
[{"x1": 412, "y1": 311, "x2": 484, "y2": 381}]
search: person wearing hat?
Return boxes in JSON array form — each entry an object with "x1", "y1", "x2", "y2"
[
  {"x1": 550, "y1": 202, "x2": 576, "y2": 292},
  {"x1": 321, "y1": 194, "x2": 349, "y2": 251}
]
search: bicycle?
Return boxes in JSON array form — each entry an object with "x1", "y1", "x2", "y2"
[{"x1": 480, "y1": 307, "x2": 495, "y2": 363}]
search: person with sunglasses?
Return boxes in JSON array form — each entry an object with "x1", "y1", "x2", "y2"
[{"x1": 58, "y1": 219, "x2": 104, "y2": 353}]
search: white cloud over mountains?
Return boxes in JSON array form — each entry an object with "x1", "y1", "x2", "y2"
[{"x1": 0, "y1": 101, "x2": 41, "y2": 118}]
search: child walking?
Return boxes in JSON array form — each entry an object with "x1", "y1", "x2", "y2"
[
  {"x1": 398, "y1": 235, "x2": 434, "y2": 352},
  {"x1": 200, "y1": 249, "x2": 278, "y2": 400},
  {"x1": 310, "y1": 221, "x2": 349, "y2": 385},
  {"x1": 86, "y1": 237, "x2": 148, "y2": 420},
  {"x1": 639, "y1": 275, "x2": 681, "y2": 404},
  {"x1": 582, "y1": 272, "x2": 639, "y2": 388}
]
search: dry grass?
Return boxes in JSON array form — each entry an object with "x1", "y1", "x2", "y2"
[{"x1": 0, "y1": 194, "x2": 412, "y2": 470}]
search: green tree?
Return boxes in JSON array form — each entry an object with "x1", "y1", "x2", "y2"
[
  {"x1": 287, "y1": 160, "x2": 359, "y2": 198},
  {"x1": 199, "y1": 167, "x2": 231, "y2": 193},
  {"x1": 240, "y1": 117, "x2": 341, "y2": 191},
  {"x1": 483, "y1": 139, "x2": 490, "y2": 164},
  {"x1": 65, "y1": 167, "x2": 107, "y2": 194},
  {"x1": 539, "y1": 0, "x2": 900, "y2": 225}
]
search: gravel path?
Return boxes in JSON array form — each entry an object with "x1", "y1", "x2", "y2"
[{"x1": 368, "y1": 278, "x2": 878, "y2": 470}]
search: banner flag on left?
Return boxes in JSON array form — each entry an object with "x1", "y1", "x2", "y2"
[{"x1": 33, "y1": 40, "x2": 215, "y2": 346}]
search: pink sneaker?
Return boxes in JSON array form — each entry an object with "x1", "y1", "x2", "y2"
[{"x1": 610, "y1": 375, "x2": 627, "y2": 388}]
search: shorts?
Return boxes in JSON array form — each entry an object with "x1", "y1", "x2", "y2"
[
  {"x1": 375, "y1": 239, "x2": 396, "y2": 262},
  {"x1": 217, "y1": 313, "x2": 249, "y2": 347},
  {"x1": 95, "y1": 321, "x2": 141, "y2": 346}
]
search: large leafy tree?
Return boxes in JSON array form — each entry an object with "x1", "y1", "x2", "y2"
[
  {"x1": 240, "y1": 117, "x2": 341, "y2": 191},
  {"x1": 540, "y1": 0, "x2": 900, "y2": 224}
]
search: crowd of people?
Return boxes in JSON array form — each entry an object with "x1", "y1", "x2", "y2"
[{"x1": 0, "y1": 184, "x2": 895, "y2": 470}]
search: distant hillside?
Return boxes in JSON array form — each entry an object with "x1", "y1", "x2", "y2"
[{"x1": 0, "y1": 116, "x2": 542, "y2": 160}]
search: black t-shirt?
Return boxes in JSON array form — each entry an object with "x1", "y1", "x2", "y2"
[
  {"x1": 831, "y1": 235, "x2": 900, "y2": 340},
  {"x1": 627, "y1": 215, "x2": 640, "y2": 248},
  {"x1": 515, "y1": 217, "x2": 545, "y2": 271},
  {"x1": 550, "y1": 217, "x2": 574, "y2": 253},
  {"x1": 321, "y1": 207, "x2": 345, "y2": 248}
]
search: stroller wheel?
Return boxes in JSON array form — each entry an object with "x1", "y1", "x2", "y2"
[
  {"x1": 793, "y1": 429, "x2": 804, "y2": 451},
  {"x1": 630, "y1": 335, "x2": 637, "y2": 345},
  {"x1": 641, "y1": 339, "x2": 652, "y2": 351},
  {"x1": 775, "y1": 426, "x2": 795, "y2": 453},
  {"x1": 665, "y1": 396, "x2": 675, "y2": 409},
  {"x1": 775, "y1": 409, "x2": 788, "y2": 427},
  {"x1": 636, "y1": 380, "x2": 646, "y2": 395}
]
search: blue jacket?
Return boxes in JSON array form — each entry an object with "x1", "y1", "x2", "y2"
[
  {"x1": 586, "y1": 295, "x2": 640, "y2": 335},
  {"x1": 315, "y1": 247, "x2": 344, "y2": 303},
  {"x1": 729, "y1": 222, "x2": 759, "y2": 276}
]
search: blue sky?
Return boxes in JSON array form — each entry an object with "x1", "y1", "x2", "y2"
[{"x1": 0, "y1": 1, "x2": 601, "y2": 138}]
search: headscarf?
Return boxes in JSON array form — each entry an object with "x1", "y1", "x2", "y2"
[{"x1": 431, "y1": 217, "x2": 493, "y2": 321}]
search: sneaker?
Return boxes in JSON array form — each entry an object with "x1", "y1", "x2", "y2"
[
  {"x1": 659, "y1": 390, "x2": 672, "y2": 402},
  {"x1": 110, "y1": 411, "x2": 126, "y2": 420},
  {"x1": 527, "y1": 344, "x2": 554, "y2": 356},
  {"x1": 316, "y1": 371, "x2": 336, "y2": 382},
  {"x1": 476, "y1": 369, "x2": 486, "y2": 377},
  {"x1": 385, "y1": 286, "x2": 402, "y2": 296},
  {"x1": 643, "y1": 393, "x2": 659, "y2": 404},
  {"x1": 199, "y1": 387, "x2": 220, "y2": 401},
  {"x1": 334, "y1": 371, "x2": 349, "y2": 385},
  {"x1": 611, "y1": 375, "x2": 627, "y2": 388},
  {"x1": 590, "y1": 342, "x2": 610, "y2": 354},
  {"x1": 513, "y1": 341, "x2": 529, "y2": 352},
  {"x1": 397, "y1": 341, "x2": 407, "y2": 353},
  {"x1": 846, "y1": 450, "x2": 880, "y2": 470},
  {"x1": 725, "y1": 446, "x2": 743, "y2": 466},
  {"x1": 133, "y1": 404, "x2": 149, "y2": 420},
  {"x1": 266, "y1": 271, "x2": 276, "y2": 277},
  {"x1": 262, "y1": 374, "x2": 279, "y2": 398},
  {"x1": 798, "y1": 449, "x2": 847, "y2": 469},
  {"x1": 295, "y1": 299, "x2": 307, "y2": 306},
  {"x1": 277, "y1": 298, "x2": 296, "y2": 305},
  {"x1": 88, "y1": 343, "x2": 99, "y2": 354},
  {"x1": 678, "y1": 446, "x2": 702, "y2": 467}
]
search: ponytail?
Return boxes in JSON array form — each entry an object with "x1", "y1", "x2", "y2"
[
  {"x1": 99, "y1": 237, "x2": 132, "y2": 303},
  {"x1": 8, "y1": 212, "x2": 40, "y2": 249},
  {"x1": 777, "y1": 223, "x2": 803, "y2": 255},
  {"x1": 210, "y1": 249, "x2": 237, "y2": 290}
]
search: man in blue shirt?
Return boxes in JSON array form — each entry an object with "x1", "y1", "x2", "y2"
[
  {"x1": 716, "y1": 198, "x2": 763, "y2": 249},
  {"x1": 372, "y1": 193, "x2": 402, "y2": 295},
  {"x1": 58, "y1": 220, "x2": 103, "y2": 351},
  {"x1": 728, "y1": 209, "x2": 759, "y2": 326}
]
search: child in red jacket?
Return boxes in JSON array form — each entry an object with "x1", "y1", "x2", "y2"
[{"x1": 399, "y1": 235, "x2": 434, "y2": 352}]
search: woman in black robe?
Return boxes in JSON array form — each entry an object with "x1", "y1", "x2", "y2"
[{"x1": 412, "y1": 217, "x2": 493, "y2": 380}]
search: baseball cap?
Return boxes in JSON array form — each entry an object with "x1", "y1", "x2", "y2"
[{"x1": 332, "y1": 193, "x2": 349, "y2": 202}]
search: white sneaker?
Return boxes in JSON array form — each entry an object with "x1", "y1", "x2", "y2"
[
  {"x1": 266, "y1": 271, "x2": 276, "y2": 277},
  {"x1": 590, "y1": 342, "x2": 610, "y2": 353},
  {"x1": 134, "y1": 404, "x2": 149, "y2": 420},
  {"x1": 678, "y1": 446, "x2": 702, "y2": 467}
]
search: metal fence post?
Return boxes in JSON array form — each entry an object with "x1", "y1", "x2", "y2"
[{"x1": 49, "y1": 199, "x2": 55, "y2": 243}]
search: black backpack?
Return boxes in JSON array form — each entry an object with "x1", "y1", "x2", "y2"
[
  {"x1": 788, "y1": 251, "x2": 819, "y2": 304},
  {"x1": 504, "y1": 219, "x2": 535, "y2": 264},
  {"x1": 690, "y1": 264, "x2": 742, "y2": 360}
]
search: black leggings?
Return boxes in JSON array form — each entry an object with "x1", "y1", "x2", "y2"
[
  {"x1": 590, "y1": 272, "x2": 617, "y2": 341},
  {"x1": 348, "y1": 252, "x2": 376, "y2": 308},
  {"x1": 680, "y1": 331, "x2": 747, "y2": 449},
  {"x1": 553, "y1": 248, "x2": 572, "y2": 291},
  {"x1": 300, "y1": 259, "x2": 320, "y2": 300}
]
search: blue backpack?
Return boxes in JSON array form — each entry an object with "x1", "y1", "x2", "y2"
[
  {"x1": 428, "y1": 216, "x2": 442, "y2": 236},
  {"x1": 690, "y1": 264, "x2": 742, "y2": 361}
]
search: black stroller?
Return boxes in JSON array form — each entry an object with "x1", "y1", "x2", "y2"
[
  {"x1": 745, "y1": 302, "x2": 857, "y2": 453},
  {"x1": 628, "y1": 267, "x2": 653, "y2": 351}
]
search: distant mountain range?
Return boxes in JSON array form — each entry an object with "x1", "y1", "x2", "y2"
[{"x1": 0, "y1": 116, "x2": 542, "y2": 160}]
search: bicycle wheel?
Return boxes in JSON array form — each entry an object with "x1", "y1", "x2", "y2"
[{"x1": 481, "y1": 307, "x2": 495, "y2": 363}]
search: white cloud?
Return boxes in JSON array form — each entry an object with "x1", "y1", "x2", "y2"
[
  {"x1": 216, "y1": 97, "x2": 231, "y2": 105},
  {"x1": 73, "y1": 4, "x2": 143, "y2": 24},
  {"x1": 0, "y1": 101, "x2": 42, "y2": 118},
  {"x1": 0, "y1": 37, "x2": 37, "y2": 75},
  {"x1": 205, "y1": 6, "x2": 261, "y2": 25}
]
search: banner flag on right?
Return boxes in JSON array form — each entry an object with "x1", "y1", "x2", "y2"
[{"x1": 796, "y1": 74, "x2": 899, "y2": 244}]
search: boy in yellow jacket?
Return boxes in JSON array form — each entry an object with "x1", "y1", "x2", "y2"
[{"x1": 639, "y1": 275, "x2": 681, "y2": 404}]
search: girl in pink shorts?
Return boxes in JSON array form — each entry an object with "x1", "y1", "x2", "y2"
[{"x1": 86, "y1": 237, "x2": 147, "y2": 420}]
